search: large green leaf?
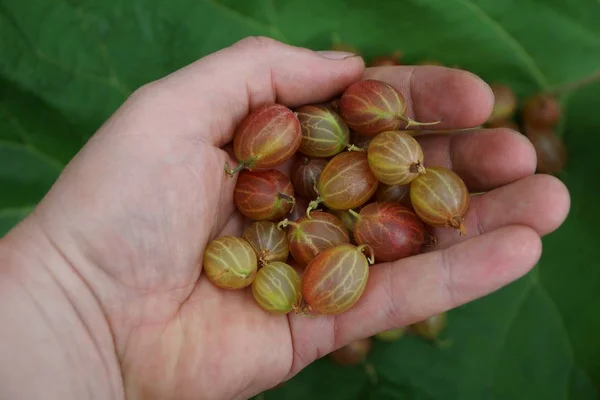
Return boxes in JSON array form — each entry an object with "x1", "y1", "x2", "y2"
[{"x1": 1, "y1": 0, "x2": 599, "y2": 398}]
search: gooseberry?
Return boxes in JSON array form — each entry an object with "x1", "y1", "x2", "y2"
[
  {"x1": 410, "y1": 167, "x2": 470, "y2": 235},
  {"x1": 295, "y1": 105, "x2": 350, "y2": 158},
  {"x1": 524, "y1": 127, "x2": 567, "y2": 174},
  {"x1": 251, "y1": 261, "x2": 302, "y2": 314},
  {"x1": 330, "y1": 338, "x2": 372, "y2": 365},
  {"x1": 487, "y1": 84, "x2": 517, "y2": 124},
  {"x1": 290, "y1": 157, "x2": 328, "y2": 201},
  {"x1": 350, "y1": 130, "x2": 372, "y2": 150},
  {"x1": 202, "y1": 236, "x2": 257, "y2": 289},
  {"x1": 225, "y1": 104, "x2": 301, "y2": 176},
  {"x1": 242, "y1": 221, "x2": 289, "y2": 266},
  {"x1": 234, "y1": 169, "x2": 295, "y2": 221},
  {"x1": 375, "y1": 328, "x2": 406, "y2": 342},
  {"x1": 368, "y1": 51, "x2": 402, "y2": 67},
  {"x1": 411, "y1": 312, "x2": 447, "y2": 340},
  {"x1": 375, "y1": 183, "x2": 411, "y2": 206},
  {"x1": 522, "y1": 93, "x2": 561, "y2": 128},
  {"x1": 367, "y1": 130, "x2": 425, "y2": 185}
]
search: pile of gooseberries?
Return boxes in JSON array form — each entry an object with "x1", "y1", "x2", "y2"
[{"x1": 202, "y1": 77, "x2": 472, "y2": 320}]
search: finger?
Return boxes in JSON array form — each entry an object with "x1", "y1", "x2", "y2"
[
  {"x1": 429, "y1": 174, "x2": 570, "y2": 250},
  {"x1": 126, "y1": 36, "x2": 365, "y2": 147},
  {"x1": 417, "y1": 128, "x2": 537, "y2": 191},
  {"x1": 364, "y1": 66, "x2": 494, "y2": 129},
  {"x1": 287, "y1": 225, "x2": 541, "y2": 374}
]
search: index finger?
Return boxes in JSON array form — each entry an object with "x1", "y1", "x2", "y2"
[{"x1": 364, "y1": 66, "x2": 495, "y2": 129}]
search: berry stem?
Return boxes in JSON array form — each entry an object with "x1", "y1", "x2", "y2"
[
  {"x1": 346, "y1": 144, "x2": 366, "y2": 152},
  {"x1": 277, "y1": 219, "x2": 298, "y2": 230},
  {"x1": 357, "y1": 244, "x2": 375, "y2": 265},
  {"x1": 306, "y1": 198, "x2": 323, "y2": 218},
  {"x1": 545, "y1": 69, "x2": 600, "y2": 96},
  {"x1": 348, "y1": 209, "x2": 361, "y2": 220},
  {"x1": 398, "y1": 115, "x2": 444, "y2": 129},
  {"x1": 278, "y1": 192, "x2": 296, "y2": 205},
  {"x1": 224, "y1": 161, "x2": 246, "y2": 177}
]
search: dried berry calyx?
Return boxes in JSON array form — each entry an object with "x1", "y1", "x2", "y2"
[
  {"x1": 307, "y1": 151, "x2": 378, "y2": 215},
  {"x1": 487, "y1": 84, "x2": 517, "y2": 124},
  {"x1": 410, "y1": 166, "x2": 470, "y2": 235},
  {"x1": 290, "y1": 157, "x2": 328, "y2": 201},
  {"x1": 278, "y1": 211, "x2": 349, "y2": 266},
  {"x1": 330, "y1": 338, "x2": 372, "y2": 365},
  {"x1": 234, "y1": 169, "x2": 295, "y2": 221},
  {"x1": 252, "y1": 261, "x2": 302, "y2": 314},
  {"x1": 225, "y1": 104, "x2": 302, "y2": 176},
  {"x1": 350, "y1": 202, "x2": 425, "y2": 263},
  {"x1": 522, "y1": 93, "x2": 562, "y2": 128},
  {"x1": 367, "y1": 130, "x2": 426, "y2": 185},
  {"x1": 296, "y1": 104, "x2": 351, "y2": 158},
  {"x1": 523, "y1": 126, "x2": 566, "y2": 174},
  {"x1": 202, "y1": 236, "x2": 257, "y2": 289},
  {"x1": 339, "y1": 79, "x2": 442, "y2": 136},
  {"x1": 242, "y1": 221, "x2": 289, "y2": 266},
  {"x1": 301, "y1": 243, "x2": 374, "y2": 315}
]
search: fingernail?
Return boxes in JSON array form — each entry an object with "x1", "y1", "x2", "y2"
[{"x1": 317, "y1": 50, "x2": 357, "y2": 60}]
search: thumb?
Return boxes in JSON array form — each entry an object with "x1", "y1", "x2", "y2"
[{"x1": 124, "y1": 36, "x2": 365, "y2": 147}]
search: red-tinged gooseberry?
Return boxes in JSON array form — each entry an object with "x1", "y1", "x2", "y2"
[
  {"x1": 410, "y1": 167, "x2": 470, "y2": 235},
  {"x1": 288, "y1": 196, "x2": 309, "y2": 222},
  {"x1": 202, "y1": 236, "x2": 257, "y2": 289},
  {"x1": 524, "y1": 127, "x2": 567, "y2": 174},
  {"x1": 242, "y1": 221, "x2": 289, "y2": 266},
  {"x1": 295, "y1": 105, "x2": 350, "y2": 158},
  {"x1": 350, "y1": 130, "x2": 373, "y2": 150},
  {"x1": 522, "y1": 93, "x2": 561, "y2": 128},
  {"x1": 367, "y1": 130, "x2": 426, "y2": 185},
  {"x1": 339, "y1": 79, "x2": 442, "y2": 135},
  {"x1": 301, "y1": 243, "x2": 374, "y2": 315},
  {"x1": 251, "y1": 261, "x2": 301, "y2": 314},
  {"x1": 234, "y1": 169, "x2": 295, "y2": 221},
  {"x1": 375, "y1": 183, "x2": 411, "y2": 206},
  {"x1": 308, "y1": 151, "x2": 378, "y2": 214},
  {"x1": 290, "y1": 157, "x2": 328, "y2": 200},
  {"x1": 278, "y1": 211, "x2": 349, "y2": 267},
  {"x1": 375, "y1": 328, "x2": 406, "y2": 342},
  {"x1": 330, "y1": 338, "x2": 372, "y2": 365},
  {"x1": 225, "y1": 104, "x2": 301, "y2": 176},
  {"x1": 411, "y1": 312, "x2": 447, "y2": 340},
  {"x1": 350, "y1": 202, "x2": 425, "y2": 263},
  {"x1": 487, "y1": 84, "x2": 517, "y2": 124},
  {"x1": 368, "y1": 51, "x2": 402, "y2": 67}
]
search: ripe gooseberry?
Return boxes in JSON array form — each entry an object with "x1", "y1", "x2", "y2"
[
  {"x1": 524, "y1": 127, "x2": 567, "y2": 174},
  {"x1": 339, "y1": 79, "x2": 442, "y2": 136},
  {"x1": 251, "y1": 261, "x2": 301, "y2": 314},
  {"x1": 330, "y1": 338, "x2": 372, "y2": 365},
  {"x1": 225, "y1": 104, "x2": 301, "y2": 176},
  {"x1": 301, "y1": 243, "x2": 374, "y2": 315},
  {"x1": 375, "y1": 328, "x2": 406, "y2": 342},
  {"x1": 522, "y1": 93, "x2": 561, "y2": 128},
  {"x1": 234, "y1": 169, "x2": 295, "y2": 221},
  {"x1": 307, "y1": 151, "x2": 378, "y2": 215},
  {"x1": 242, "y1": 221, "x2": 289, "y2": 266},
  {"x1": 487, "y1": 84, "x2": 517, "y2": 124},
  {"x1": 410, "y1": 167, "x2": 470, "y2": 235},
  {"x1": 287, "y1": 196, "x2": 309, "y2": 222},
  {"x1": 350, "y1": 202, "x2": 425, "y2": 263},
  {"x1": 367, "y1": 130, "x2": 426, "y2": 185},
  {"x1": 350, "y1": 130, "x2": 372, "y2": 150},
  {"x1": 278, "y1": 211, "x2": 349, "y2": 267},
  {"x1": 295, "y1": 105, "x2": 350, "y2": 158},
  {"x1": 375, "y1": 183, "x2": 411, "y2": 206},
  {"x1": 290, "y1": 157, "x2": 328, "y2": 201},
  {"x1": 411, "y1": 312, "x2": 447, "y2": 340},
  {"x1": 368, "y1": 51, "x2": 402, "y2": 67},
  {"x1": 202, "y1": 236, "x2": 257, "y2": 289}
]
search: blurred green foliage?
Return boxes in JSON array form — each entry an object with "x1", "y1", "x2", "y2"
[{"x1": 1, "y1": 0, "x2": 600, "y2": 398}]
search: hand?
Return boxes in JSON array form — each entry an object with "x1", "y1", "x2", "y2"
[{"x1": 0, "y1": 37, "x2": 570, "y2": 400}]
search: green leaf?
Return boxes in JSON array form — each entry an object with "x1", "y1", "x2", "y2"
[{"x1": 1, "y1": 0, "x2": 600, "y2": 398}]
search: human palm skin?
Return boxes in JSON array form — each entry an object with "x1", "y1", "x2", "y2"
[{"x1": 0, "y1": 37, "x2": 570, "y2": 400}]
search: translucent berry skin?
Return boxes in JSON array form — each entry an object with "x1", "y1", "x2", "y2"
[
  {"x1": 234, "y1": 169, "x2": 295, "y2": 221},
  {"x1": 251, "y1": 262, "x2": 301, "y2": 314},
  {"x1": 522, "y1": 94, "x2": 561, "y2": 128},
  {"x1": 375, "y1": 183, "x2": 411, "y2": 206},
  {"x1": 367, "y1": 131, "x2": 425, "y2": 185},
  {"x1": 487, "y1": 84, "x2": 517, "y2": 124},
  {"x1": 302, "y1": 243, "x2": 370, "y2": 315},
  {"x1": 296, "y1": 105, "x2": 350, "y2": 158},
  {"x1": 353, "y1": 202, "x2": 425, "y2": 262},
  {"x1": 375, "y1": 327, "x2": 406, "y2": 342},
  {"x1": 525, "y1": 127, "x2": 567, "y2": 174},
  {"x1": 339, "y1": 80, "x2": 440, "y2": 136},
  {"x1": 410, "y1": 167, "x2": 470, "y2": 235},
  {"x1": 242, "y1": 221, "x2": 289, "y2": 266},
  {"x1": 286, "y1": 211, "x2": 349, "y2": 266},
  {"x1": 227, "y1": 104, "x2": 301, "y2": 175},
  {"x1": 317, "y1": 151, "x2": 378, "y2": 210},
  {"x1": 411, "y1": 312, "x2": 447, "y2": 340},
  {"x1": 290, "y1": 157, "x2": 328, "y2": 200},
  {"x1": 330, "y1": 338, "x2": 372, "y2": 365},
  {"x1": 202, "y1": 236, "x2": 257, "y2": 289}
]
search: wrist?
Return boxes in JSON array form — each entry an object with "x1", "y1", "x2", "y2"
[{"x1": 0, "y1": 216, "x2": 124, "y2": 400}]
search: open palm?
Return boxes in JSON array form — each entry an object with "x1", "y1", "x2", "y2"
[{"x1": 25, "y1": 37, "x2": 569, "y2": 400}]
